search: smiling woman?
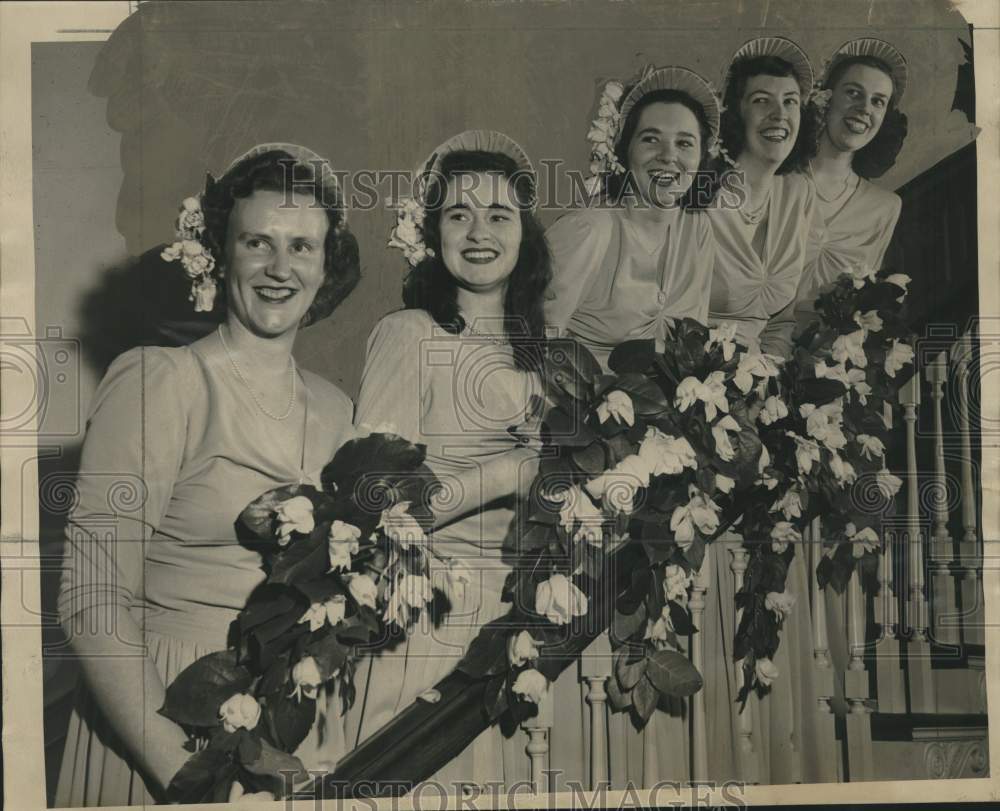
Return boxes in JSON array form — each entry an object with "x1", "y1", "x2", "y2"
[
  {"x1": 344, "y1": 131, "x2": 549, "y2": 788},
  {"x1": 545, "y1": 65, "x2": 722, "y2": 373},
  {"x1": 54, "y1": 145, "x2": 361, "y2": 806}
]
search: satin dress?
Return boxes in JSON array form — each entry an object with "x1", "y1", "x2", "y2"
[{"x1": 55, "y1": 334, "x2": 355, "y2": 806}]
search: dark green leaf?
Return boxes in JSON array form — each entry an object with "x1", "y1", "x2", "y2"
[
  {"x1": 606, "y1": 672, "x2": 632, "y2": 712},
  {"x1": 615, "y1": 649, "x2": 648, "y2": 690},
  {"x1": 265, "y1": 688, "x2": 317, "y2": 753},
  {"x1": 242, "y1": 738, "x2": 307, "y2": 782},
  {"x1": 610, "y1": 605, "x2": 647, "y2": 646},
  {"x1": 457, "y1": 618, "x2": 512, "y2": 679},
  {"x1": 165, "y1": 748, "x2": 235, "y2": 804},
  {"x1": 485, "y1": 674, "x2": 509, "y2": 721},
  {"x1": 645, "y1": 649, "x2": 703, "y2": 697},
  {"x1": 239, "y1": 587, "x2": 304, "y2": 634},
  {"x1": 816, "y1": 556, "x2": 834, "y2": 590},
  {"x1": 294, "y1": 577, "x2": 346, "y2": 606},
  {"x1": 236, "y1": 729, "x2": 263, "y2": 766},
  {"x1": 320, "y1": 432, "x2": 427, "y2": 498},
  {"x1": 160, "y1": 650, "x2": 253, "y2": 727},
  {"x1": 668, "y1": 602, "x2": 696, "y2": 636},
  {"x1": 632, "y1": 674, "x2": 659, "y2": 724},
  {"x1": 269, "y1": 530, "x2": 330, "y2": 586},
  {"x1": 858, "y1": 550, "x2": 880, "y2": 594},
  {"x1": 305, "y1": 634, "x2": 349, "y2": 681},
  {"x1": 608, "y1": 340, "x2": 657, "y2": 374},
  {"x1": 684, "y1": 537, "x2": 706, "y2": 573},
  {"x1": 572, "y1": 442, "x2": 607, "y2": 476}
]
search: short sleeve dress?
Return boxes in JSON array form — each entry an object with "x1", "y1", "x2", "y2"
[
  {"x1": 707, "y1": 172, "x2": 817, "y2": 359},
  {"x1": 545, "y1": 206, "x2": 716, "y2": 371},
  {"x1": 55, "y1": 332, "x2": 355, "y2": 807},
  {"x1": 344, "y1": 309, "x2": 542, "y2": 787},
  {"x1": 793, "y1": 175, "x2": 902, "y2": 333}
]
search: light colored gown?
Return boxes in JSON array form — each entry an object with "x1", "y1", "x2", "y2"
[
  {"x1": 543, "y1": 204, "x2": 718, "y2": 788},
  {"x1": 706, "y1": 171, "x2": 836, "y2": 783},
  {"x1": 794, "y1": 175, "x2": 902, "y2": 334},
  {"x1": 707, "y1": 172, "x2": 817, "y2": 358},
  {"x1": 344, "y1": 308, "x2": 540, "y2": 790},
  {"x1": 55, "y1": 334, "x2": 355, "y2": 807},
  {"x1": 545, "y1": 206, "x2": 716, "y2": 371}
]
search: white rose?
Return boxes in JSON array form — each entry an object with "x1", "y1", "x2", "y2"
[
  {"x1": 734, "y1": 352, "x2": 779, "y2": 395},
  {"x1": 715, "y1": 473, "x2": 736, "y2": 494},
  {"x1": 832, "y1": 329, "x2": 868, "y2": 368},
  {"x1": 885, "y1": 340, "x2": 914, "y2": 378},
  {"x1": 770, "y1": 521, "x2": 801, "y2": 553},
  {"x1": 830, "y1": 453, "x2": 857, "y2": 486},
  {"x1": 711, "y1": 415, "x2": 741, "y2": 462},
  {"x1": 850, "y1": 526, "x2": 881, "y2": 558},
  {"x1": 275, "y1": 496, "x2": 315, "y2": 546},
  {"x1": 876, "y1": 468, "x2": 903, "y2": 499},
  {"x1": 674, "y1": 376, "x2": 702, "y2": 412},
  {"x1": 535, "y1": 573, "x2": 588, "y2": 625},
  {"x1": 161, "y1": 242, "x2": 182, "y2": 262},
  {"x1": 764, "y1": 590, "x2": 796, "y2": 619},
  {"x1": 759, "y1": 395, "x2": 789, "y2": 426},
  {"x1": 603, "y1": 80, "x2": 625, "y2": 102},
  {"x1": 663, "y1": 564, "x2": 691, "y2": 604},
  {"x1": 181, "y1": 196, "x2": 201, "y2": 212},
  {"x1": 378, "y1": 501, "x2": 427, "y2": 548},
  {"x1": 644, "y1": 607, "x2": 674, "y2": 649},
  {"x1": 290, "y1": 656, "x2": 324, "y2": 700},
  {"x1": 637, "y1": 428, "x2": 697, "y2": 477},
  {"x1": 551, "y1": 485, "x2": 604, "y2": 545},
  {"x1": 347, "y1": 573, "x2": 378, "y2": 610},
  {"x1": 511, "y1": 668, "x2": 549, "y2": 704},
  {"x1": 815, "y1": 359, "x2": 851, "y2": 386},
  {"x1": 754, "y1": 657, "x2": 780, "y2": 686},
  {"x1": 788, "y1": 432, "x2": 822, "y2": 475},
  {"x1": 885, "y1": 273, "x2": 911, "y2": 301},
  {"x1": 670, "y1": 487, "x2": 721, "y2": 548},
  {"x1": 507, "y1": 630, "x2": 543, "y2": 667},
  {"x1": 756, "y1": 444, "x2": 778, "y2": 490},
  {"x1": 298, "y1": 595, "x2": 347, "y2": 632},
  {"x1": 854, "y1": 310, "x2": 884, "y2": 333},
  {"x1": 192, "y1": 277, "x2": 217, "y2": 313},
  {"x1": 706, "y1": 322, "x2": 738, "y2": 361},
  {"x1": 856, "y1": 434, "x2": 886, "y2": 461},
  {"x1": 180, "y1": 238, "x2": 204, "y2": 257},
  {"x1": 770, "y1": 488, "x2": 802, "y2": 521},
  {"x1": 585, "y1": 454, "x2": 653, "y2": 514},
  {"x1": 596, "y1": 390, "x2": 635, "y2": 426},
  {"x1": 800, "y1": 402, "x2": 847, "y2": 451},
  {"x1": 218, "y1": 693, "x2": 261, "y2": 733},
  {"x1": 328, "y1": 520, "x2": 362, "y2": 571}
]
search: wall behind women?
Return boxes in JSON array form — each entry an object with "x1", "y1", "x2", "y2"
[{"x1": 35, "y1": 0, "x2": 977, "y2": 410}]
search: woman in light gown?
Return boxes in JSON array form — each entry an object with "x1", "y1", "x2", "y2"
[
  {"x1": 543, "y1": 66, "x2": 722, "y2": 788},
  {"x1": 793, "y1": 38, "x2": 908, "y2": 334},
  {"x1": 344, "y1": 131, "x2": 547, "y2": 791},
  {"x1": 706, "y1": 37, "x2": 818, "y2": 359},
  {"x1": 703, "y1": 39, "x2": 836, "y2": 785},
  {"x1": 545, "y1": 66, "x2": 720, "y2": 373},
  {"x1": 55, "y1": 145, "x2": 361, "y2": 806}
]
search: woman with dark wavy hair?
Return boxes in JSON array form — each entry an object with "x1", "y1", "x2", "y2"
[
  {"x1": 793, "y1": 39, "x2": 908, "y2": 334},
  {"x1": 707, "y1": 38, "x2": 818, "y2": 359},
  {"x1": 55, "y1": 145, "x2": 361, "y2": 805},
  {"x1": 545, "y1": 66, "x2": 721, "y2": 372},
  {"x1": 346, "y1": 131, "x2": 546, "y2": 787}
]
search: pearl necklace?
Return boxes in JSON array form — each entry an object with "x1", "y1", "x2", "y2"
[
  {"x1": 807, "y1": 162, "x2": 854, "y2": 204},
  {"x1": 738, "y1": 188, "x2": 771, "y2": 227},
  {"x1": 218, "y1": 325, "x2": 297, "y2": 421},
  {"x1": 463, "y1": 324, "x2": 511, "y2": 348}
]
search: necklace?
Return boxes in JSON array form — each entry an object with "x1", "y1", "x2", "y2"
[
  {"x1": 463, "y1": 323, "x2": 511, "y2": 348},
  {"x1": 738, "y1": 187, "x2": 771, "y2": 227},
  {"x1": 807, "y1": 161, "x2": 855, "y2": 204},
  {"x1": 217, "y1": 325, "x2": 297, "y2": 421}
]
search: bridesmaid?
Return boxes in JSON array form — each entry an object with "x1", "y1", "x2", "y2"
[
  {"x1": 794, "y1": 38, "x2": 908, "y2": 333},
  {"x1": 703, "y1": 38, "x2": 834, "y2": 785},
  {"x1": 543, "y1": 65, "x2": 723, "y2": 788},
  {"x1": 345, "y1": 131, "x2": 547, "y2": 790},
  {"x1": 706, "y1": 37, "x2": 818, "y2": 359},
  {"x1": 545, "y1": 66, "x2": 720, "y2": 372}
]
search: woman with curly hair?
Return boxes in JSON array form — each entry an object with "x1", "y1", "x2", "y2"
[
  {"x1": 545, "y1": 66, "x2": 721, "y2": 372},
  {"x1": 707, "y1": 37, "x2": 818, "y2": 359},
  {"x1": 55, "y1": 145, "x2": 361, "y2": 805},
  {"x1": 345, "y1": 131, "x2": 547, "y2": 787},
  {"x1": 793, "y1": 39, "x2": 907, "y2": 334}
]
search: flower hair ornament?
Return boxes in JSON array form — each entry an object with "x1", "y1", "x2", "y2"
[
  {"x1": 161, "y1": 142, "x2": 345, "y2": 312},
  {"x1": 387, "y1": 129, "x2": 537, "y2": 268},
  {"x1": 583, "y1": 65, "x2": 725, "y2": 198}
]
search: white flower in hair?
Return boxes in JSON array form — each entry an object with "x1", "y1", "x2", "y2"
[
  {"x1": 161, "y1": 193, "x2": 218, "y2": 311},
  {"x1": 388, "y1": 197, "x2": 434, "y2": 268}
]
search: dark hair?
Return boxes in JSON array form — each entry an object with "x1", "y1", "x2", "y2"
[
  {"x1": 200, "y1": 149, "x2": 360, "y2": 326},
  {"x1": 605, "y1": 88, "x2": 716, "y2": 209},
  {"x1": 402, "y1": 150, "x2": 550, "y2": 373},
  {"x1": 820, "y1": 55, "x2": 908, "y2": 179},
  {"x1": 716, "y1": 55, "x2": 817, "y2": 176}
]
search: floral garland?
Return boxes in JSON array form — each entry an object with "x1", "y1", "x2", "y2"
[
  {"x1": 456, "y1": 265, "x2": 913, "y2": 728},
  {"x1": 387, "y1": 196, "x2": 435, "y2": 268},
  {"x1": 159, "y1": 432, "x2": 446, "y2": 803},
  {"x1": 160, "y1": 195, "x2": 219, "y2": 312}
]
